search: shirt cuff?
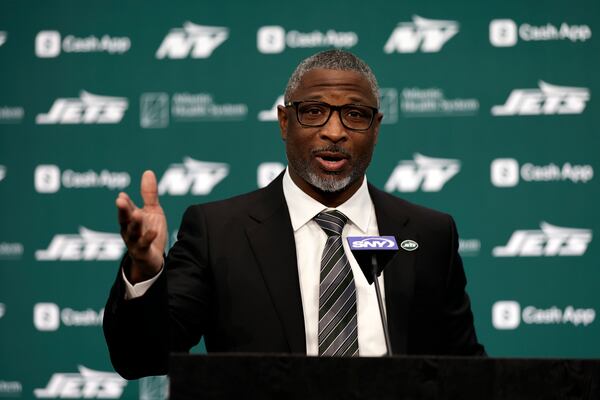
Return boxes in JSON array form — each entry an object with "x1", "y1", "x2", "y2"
[{"x1": 122, "y1": 262, "x2": 164, "y2": 300}]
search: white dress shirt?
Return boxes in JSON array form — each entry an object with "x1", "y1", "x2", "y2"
[
  {"x1": 282, "y1": 169, "x2": 387, "y2": 356},
  {"x1": 124, "y1": 168, "x2": 387, "y2": 356}
]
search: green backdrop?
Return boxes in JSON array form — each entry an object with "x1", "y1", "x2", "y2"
[{"x1": 1, "y1": 0, "x2": 598, "y2": 398}]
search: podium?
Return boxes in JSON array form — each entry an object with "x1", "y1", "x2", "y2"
[{"x1": 169, "y1": 354, "x2": 600, "y2": 399}]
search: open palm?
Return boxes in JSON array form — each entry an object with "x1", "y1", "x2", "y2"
[{"x1": 116, "y1": 170, "x2": 167, "y2": 283}]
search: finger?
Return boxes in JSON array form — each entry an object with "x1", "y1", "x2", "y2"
[
  {"x1": 120, "y1": 191, "x2": 136, "y2": 210},
  {"x1": 116, "y1": 192, "x2": 136, "y2": 226},
  {"x1": 141, "y1": 170, "x2": 160, "y2": 207},
  {"x1": 125, "y1": 209, "x2": 144, "y2": 244},
  {"x1": 137, "y1": 229, "x2": 158, "y2": 249}
]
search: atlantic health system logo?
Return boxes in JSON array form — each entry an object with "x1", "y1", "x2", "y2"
[
  {"x1": 140, "y1": 92, "x2": 247, "y2": 128},
  {"x1": 0, "y1": 241, "x2": 24, "y2": 260},
  {"x1": 156, "y1": 22, "x2": 228, "y2": 59},
  {"x1": 400, "y1": 87, "x2": 479, "y2": 117},
  {"x1": 0, "y1": 105, "x2": 24, "y2": 123},
  {"x1": 384, "y1": 15, "x2": 459, "y2": 53}
]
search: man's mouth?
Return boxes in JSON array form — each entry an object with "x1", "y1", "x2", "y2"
[{"x1": 314, "y1": 151, "x2": 349, "y2": 172}]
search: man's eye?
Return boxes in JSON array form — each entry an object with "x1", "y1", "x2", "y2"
[
  {"x1": 301, "y1": 106, "x2": 327, "y2": 119},
  {"x1": 345, "y1": 108, "x2": 369, "y2": 119},
  {"x1": 305, "y1": 107, "x2": 324, "y2": 115}
]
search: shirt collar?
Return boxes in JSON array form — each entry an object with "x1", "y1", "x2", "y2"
[{"x1": 282, "y1": 168, "x2": 372, "y2": 234}]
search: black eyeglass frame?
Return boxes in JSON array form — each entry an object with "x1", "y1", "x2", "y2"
[{"x1": 284, "y1": 100, "x2": 379, "y2": 131}]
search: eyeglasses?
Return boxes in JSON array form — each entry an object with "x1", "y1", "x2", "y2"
[{"x1": 285, "y1": 100, "x2": 378, "y2": 131}]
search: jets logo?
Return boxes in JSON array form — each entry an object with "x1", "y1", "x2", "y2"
[
  {"x1": 36, "y1": 91, "x2": 128, "y2": 124},
  {"x1": 35, "y1": 227, "x2": 125, "y2": 261},
  {"x1": 384, "y1": 15, "x2": 459, "y2": 53},
  {"x1": 492, "y1": 81, "x2": 590, "y2": 116},
  {"x1": 156, "y1": 22, "x2": 228, "y2": 59},
  {"x1": 34, "y1": 366, "x2": 127, "y2": 399},
  {"x1": 385, "y1": 153, "x2": 460, "y2": 192},
  {"x1": 158, "y1": 157, "x2": 229, "y2": 196},
  {"x1": 493, "y1": 222, "x2": 592, "y2": 257}
]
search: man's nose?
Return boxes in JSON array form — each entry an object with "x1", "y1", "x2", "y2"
[{"x1": 319, "y1": 110, "x2": 348, "y2": 142}]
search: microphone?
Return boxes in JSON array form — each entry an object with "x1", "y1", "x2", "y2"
[{"x1": 347, "y1": 236, "x2": 399, "y2": 356}]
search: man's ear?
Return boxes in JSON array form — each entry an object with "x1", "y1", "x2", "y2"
[
  {"x1": 277, "y1": 105, "x2": 288, "y2": 141},
  {"x1": 372, "y1": 112, "x2": 383, "y2": 144}
]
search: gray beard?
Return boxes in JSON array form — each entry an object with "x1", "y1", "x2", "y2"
[
  {"x1": 287, "y1": 144, "x2": 370, "y2": 193},
  {"x1": 303, "y1": 170, "x2": 353, "y2": 193}
]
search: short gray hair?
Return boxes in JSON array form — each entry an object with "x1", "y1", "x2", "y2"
[{"x1": 284, "y1": 49, "x2": 380, "y2": 106}]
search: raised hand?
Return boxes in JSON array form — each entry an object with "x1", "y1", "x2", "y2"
[{"x1": 116, "y1": 170, "x2": 167, "y2": 284}]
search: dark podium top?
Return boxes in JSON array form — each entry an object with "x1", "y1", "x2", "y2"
[{"x1": 169, "y1": 354, "x2": 600, "y2": 400}]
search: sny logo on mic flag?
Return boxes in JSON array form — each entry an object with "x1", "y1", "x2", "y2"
[{"x1": 347, "y1": 236, "x2": 398, "y2": 250}]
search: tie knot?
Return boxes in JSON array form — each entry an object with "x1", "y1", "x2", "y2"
[{"x1": 314, "y1": 210, "x2": 348, "y2": 237}]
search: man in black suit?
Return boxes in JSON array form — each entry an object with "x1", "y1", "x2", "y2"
[{"x1": 104, "y1": 50, "x2": 485, "y2": 380}]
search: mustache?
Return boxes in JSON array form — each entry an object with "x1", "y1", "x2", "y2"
[{"x1": 311, "y1": 145, "x2": 351, "y2": 158}]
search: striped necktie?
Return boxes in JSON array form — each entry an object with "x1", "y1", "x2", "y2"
[{"x1": 314, "y1": 210, "x2": 359, "y2": 357}]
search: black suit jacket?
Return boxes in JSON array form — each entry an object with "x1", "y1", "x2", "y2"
[{"x1": 103, "y1": 174, "x2": 485, "y2": 379}]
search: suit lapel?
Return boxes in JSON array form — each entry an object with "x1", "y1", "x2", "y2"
[
  {"x1": 369, "y1": 184, "x2": 417, "y2": 354},
  {"x1": 241, "y1": 177, "x2": 416, "y2": 355},
  {"x1": 245, "y1": 175, "x2": 306, "y2": 354}
]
